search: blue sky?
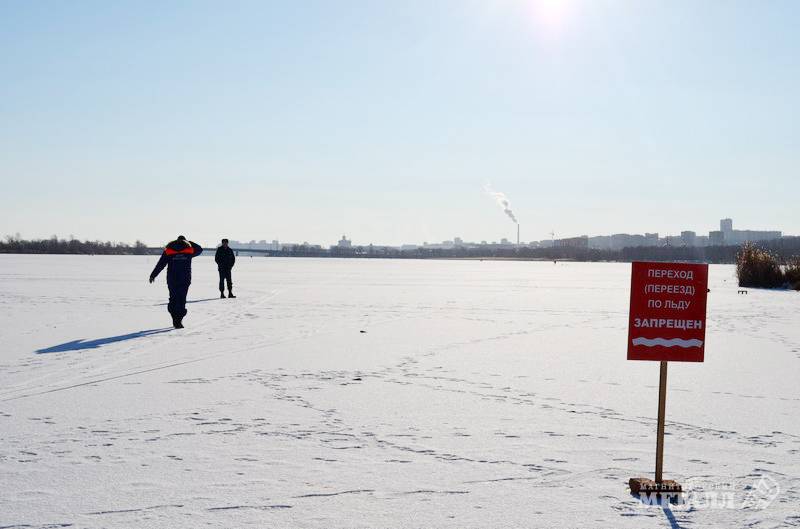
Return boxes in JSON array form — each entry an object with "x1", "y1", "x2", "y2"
[{"x1": 1, "y1": 0, "x2": 798, "y2": 246}]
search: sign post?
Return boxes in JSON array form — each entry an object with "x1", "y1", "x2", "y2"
[
  {"x1": 627, "y1": 261, "x2": 708, "y2": 497},
  {"x1": 654, "y1": 360, "x2": 667, "y2": 484}
]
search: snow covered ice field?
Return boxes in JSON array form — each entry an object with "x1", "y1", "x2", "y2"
[{"x1": 1, "y1": 255, "x2": 799, "y2": 529}]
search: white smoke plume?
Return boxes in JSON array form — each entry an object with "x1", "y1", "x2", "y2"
[{"x1": 484, "y1": 184, "x2": 518, "y2": 224}]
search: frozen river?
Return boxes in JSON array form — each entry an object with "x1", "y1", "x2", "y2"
[{"x1": 1, "y1": 255, "x2": 798, "y2": 528}]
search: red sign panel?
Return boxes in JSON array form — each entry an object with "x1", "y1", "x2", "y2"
[{"x1": 628, "y1": 261, "x2": 709, "y2": 362}]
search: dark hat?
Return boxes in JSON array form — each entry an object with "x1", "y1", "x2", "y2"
[
  {"x1": 221, "y1": 238, "x2": 229, "y2": 244},
  {"x1": 177, "y1": 235, "x2": 186, "y2": 241}
]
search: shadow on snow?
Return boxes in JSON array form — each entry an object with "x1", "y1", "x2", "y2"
[
  {"x1": 154, "y1": 298, "x2": 220, "y2": 306},
  {"x1": 36, "y1": 328, "x2": 173, "y2": 354},
  {"x1": 629, "y1": 492, "x2": 686, "y2": 529}
]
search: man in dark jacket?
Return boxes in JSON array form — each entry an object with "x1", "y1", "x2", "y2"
[
  {"x1": 214, "y1": 238, "x2": 236, "y2": 299},
  {"x1": 149, "y1": 235, "x2": 203, "y2": 328}
]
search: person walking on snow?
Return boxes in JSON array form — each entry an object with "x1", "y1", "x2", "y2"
[
  {"x1": 215, "y1": 238, "x2": 236, "y2": 298},
  {"x1": 149, "y1": 235, "x2": 203, "y2": 328}
]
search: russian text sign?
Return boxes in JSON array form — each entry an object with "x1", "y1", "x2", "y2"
[{"x1": 628, "y1": 262, "x2": 709, "y2": 362}]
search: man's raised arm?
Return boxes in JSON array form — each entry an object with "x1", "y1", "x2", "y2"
[{"x1": 149, "y1": 250, "x2": 168, "y2": 283}]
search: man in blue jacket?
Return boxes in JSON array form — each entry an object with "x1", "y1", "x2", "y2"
[{"x1": 149, "y1": 235, "x2": 203, "y2": 328}]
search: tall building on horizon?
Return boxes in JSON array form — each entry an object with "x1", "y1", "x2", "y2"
[
  {"x1": 720, "y1": 218, "x2": 734, "y2": 242},
  {"x1": 714, "y1": 218, "x2": 781, "y2": 245},
  {"x1": 337, "y1": 235, "x2": 352, "y2": 248}
]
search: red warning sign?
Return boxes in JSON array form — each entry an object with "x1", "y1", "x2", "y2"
[{"x1": 627, "y1": 262, "x2": 709, "y2": 362}]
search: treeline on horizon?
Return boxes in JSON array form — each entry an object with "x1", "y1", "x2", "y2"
[
  {"x1": 0, "y1": 235, "x2": 150, "y2": 255},
  {"x1": 3, "y1": 234, "x2": 800, "y2": 265},
  {"x1": 281, "y1": 236, "x2": 800, "y2": 264}
]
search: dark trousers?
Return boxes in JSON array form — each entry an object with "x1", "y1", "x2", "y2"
[
  {"x1": 218, "y1": 268, "x2": 233, "y2": 292},
  {"x1": 167, "y1": 281, "x2": 190, "y2": 318}
]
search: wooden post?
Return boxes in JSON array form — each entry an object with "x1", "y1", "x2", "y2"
[
  {"x1": 629, "y1": 360, "x2": 681, "y2": 495},
  {"x1": 655, "y1": 360, "x2": 668, "y2": 483}
]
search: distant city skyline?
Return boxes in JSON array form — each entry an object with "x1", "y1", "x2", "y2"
[
  {"x1": 223, "y1": 216, "x2": 788, "y2": 252},
  {"x1": 2, "y1": 1, "x2": 799, "y2": 245},
  {"x1": 4, "y1": 212, "x2": 794, "y2": 250}
]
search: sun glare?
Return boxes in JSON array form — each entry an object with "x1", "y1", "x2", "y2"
[{"x1": 530, "y1": 0, "x2": 575, "y2": 34}]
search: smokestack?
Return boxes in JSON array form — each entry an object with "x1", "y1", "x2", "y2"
[{"x1": 517, "y1": 224, "x2": 520, "y2": 246}]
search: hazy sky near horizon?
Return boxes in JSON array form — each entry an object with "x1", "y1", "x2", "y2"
[{"x1": 2, "y1": 0, "x2": 798, "y2": 247}]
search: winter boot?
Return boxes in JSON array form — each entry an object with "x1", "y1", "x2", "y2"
[
  {"x1": 227, "y1": 291, "x2": 236, "y2": 298},
  {"x1": 220, "y1": 291, "x2": 226, "y2": 299}
]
